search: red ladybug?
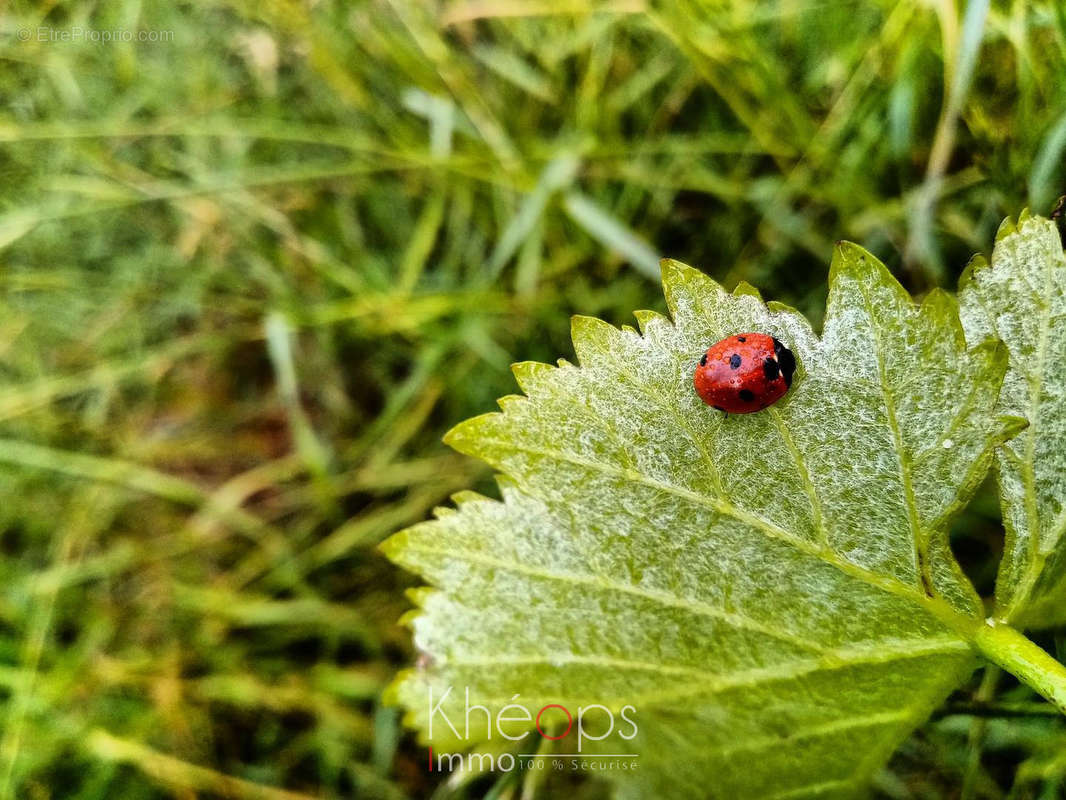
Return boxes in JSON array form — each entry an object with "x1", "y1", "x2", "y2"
[{"x1": 693, "y1": 333, "x2": 796, "y2": 413}]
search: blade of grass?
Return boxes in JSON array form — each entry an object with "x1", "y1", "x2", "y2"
[
  {"x1": 562, "y1": 190, "x2": 661, "y2": 279},
  {"x1": 904, "y1": 0, "x2": 990, "y2": 281},
  {"x1": 85, "y1": 729, "x2": 318, "y2": 800}
]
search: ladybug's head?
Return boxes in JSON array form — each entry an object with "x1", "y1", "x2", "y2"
[{"x1": 772, "y1": 337, "x2": 797, "y2": 388}]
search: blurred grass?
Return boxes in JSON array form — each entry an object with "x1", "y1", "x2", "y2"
[{"x1": 0, "y1": 1, "x2": 1064, "y2": 798}]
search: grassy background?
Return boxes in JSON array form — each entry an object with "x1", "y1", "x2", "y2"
[{"x1": 1, "y1": 1, "x2": 1066, "y2": 798}]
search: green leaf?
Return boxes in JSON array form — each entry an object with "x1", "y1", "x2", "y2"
[
  {"x1": 384, "y1": 244, "x2": 1019, "y2": 798},
  {"x1": 959, "y1": 214, "x2": 1066, "y2": 628}
]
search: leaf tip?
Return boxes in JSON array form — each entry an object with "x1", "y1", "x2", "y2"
[
  {"x1": 442, "y1": 412, "x2": 498, "y2": 455},
  {"x1": 496, "y1": 394, "x2": 525, "y2": 412},
  {"x1": 632, "y1": 308, "x2": 667, "y2": 334},
  {"x1": 832, "y1": 239, "x2": 874, "y2": 262},
  {"x1": 449, "y1": 489, "x2": 487, "y2": 506},
  {"x1": 829, "y1": 240, "x2": 893, "y2": 289},
  {"x1": 732, "y1": 281, "x2": 763, "y2": 300},
  {"x1": 659, "y1": 257, "x2": 711, "y2": 293},
  {"x1": 659, "y1": 257, "x2": 688, "y2": 283},
  {"x1": 570, "y1": 314, "x2": 606, "y2": 337},
  {"x1": 958, "y1": 253, "x2": 989, "y2": 290},
  {"x1": 378, "y1": 530, "x2": 405, "y2": 561},
  {"x1": 397, "y1": 608, "x2": 421, "y2": 630},
  {"x1": 829, "y1": 241, "x2": 863, "y2": 278},
  {"x1": 404, "y1": 586, "x2": 435, "y2": 610},
  {"x1": 571, "y1": 314, "x2": 619, "y2": 363},
  {"x1": 511, "y1": 360, "x2": 553, "y2": 393},
  {"x1": 920, "y1": 285, "x2": 958, "y2": 311},
  {"x1": 995, "y1": 216, "x2": 1018, "y2": 242}
]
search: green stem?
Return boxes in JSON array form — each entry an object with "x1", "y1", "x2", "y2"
[
  {"x1": 936, "y1": 700, "x2": 1062, "y2": 719},
  {"x1": 973, "y1": 621, "x2": 1066, "y2": 716}
]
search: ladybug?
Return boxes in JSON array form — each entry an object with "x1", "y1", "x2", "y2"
[{"x1": 693, "y1": 333, "x2": 796, "y2": 414}]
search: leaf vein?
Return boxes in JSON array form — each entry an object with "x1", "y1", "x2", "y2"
[
  {"x1": 433, "y1": 635, "x2": 969, "y2": 710},
  {"x1": 851, "y1": 277, "x2": 929, "y2": 596},
  {"x1": 404, "y1": 544, "x2": 825, "y2": 653},
  {"x1": 475, "y1": 437, "x2": 974, "y2": 633},
  {"x1": 768, "y1": 406, "x2": 828, "y2": 548}
]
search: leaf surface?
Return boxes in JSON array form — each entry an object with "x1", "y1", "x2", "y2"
[
  {"x1": 385, "y1": 243, "x2": 1018, "y2": 798},
  {"x1": 960, "y1": 214, "x2": 1066, "y2": 628}
]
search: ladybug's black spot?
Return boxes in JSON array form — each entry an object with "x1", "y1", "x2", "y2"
[
  {"x1": 729, "y1": 353, "x2": 742, "y2": 369},
  {"x1": 762, "y1": 357, "x2": 780, "y2": 381},
  {"x1": 736, "y1": 336, "x2": 747, "y2": 342},
  {"x1": 772, "y1": 337, "x2": 797, "y2": 388},
  {"x1": 738, "y1": 389, "x2": 755, "y2": 402},
  {"x1": 713, "y1": 405, "x2": 725, "y2": 412},
  {"x1": 699, "y1": 354, "x2": 707, "y2": 366}
]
